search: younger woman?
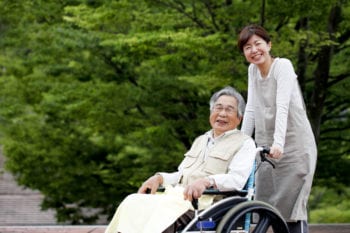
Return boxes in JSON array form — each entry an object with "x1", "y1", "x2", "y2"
[{"x1": 237, "y1": 24, "x2": 317, "y2": 233}]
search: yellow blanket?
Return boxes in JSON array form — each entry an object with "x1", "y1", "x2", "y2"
[{"x1": 105, "y1": 186, "x2": 214, "y2": 233}]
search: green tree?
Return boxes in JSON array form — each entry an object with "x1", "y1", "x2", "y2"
[{"x1": 0, "y1": 0, "x2": 349, "y2": 223}]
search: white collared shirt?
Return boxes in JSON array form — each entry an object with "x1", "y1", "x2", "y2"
[{"x1": 159, "y1": 129, "x2": 256, "y2": 191}]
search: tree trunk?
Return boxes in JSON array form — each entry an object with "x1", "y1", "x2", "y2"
[
  {"x1": 260, "y1": 0, "x2": 265, "y2": 26},
  {"x1": 309, "y1": 4, "x2": 341, "y2": 144},
  {"x1": 295, "y1": 17, "x2": 309, "y2": 95}
]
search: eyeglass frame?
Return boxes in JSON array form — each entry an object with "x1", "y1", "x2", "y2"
[{"x1": 211, "y1": 104, "x2": 238, "y2": 115}]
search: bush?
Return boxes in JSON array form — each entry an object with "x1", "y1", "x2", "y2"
[{"x1": 309, "y1": 186, "x2": 350, "y2": 223}]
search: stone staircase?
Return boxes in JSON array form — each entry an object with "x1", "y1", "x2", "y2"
[{"x1": 0, "y1": 152, "x2": 57, "y2": 226}]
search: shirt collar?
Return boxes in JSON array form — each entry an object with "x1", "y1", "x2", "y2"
[{"x1": 206, "y1": 128, "x2": 238, "y2": 141}]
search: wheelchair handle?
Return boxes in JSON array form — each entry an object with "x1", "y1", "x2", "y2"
[
  {"x1": 192, "y1": 199, "x2": 198, "y2": 210},
  {"x1": 259, "y1": 146, "x2": 275, "y2": 168}
]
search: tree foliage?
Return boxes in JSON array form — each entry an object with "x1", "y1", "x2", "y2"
[{"x1": 0, "y1": 0, "x2": 349, "y2": 223}]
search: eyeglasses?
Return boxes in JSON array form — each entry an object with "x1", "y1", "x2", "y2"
[{"x1": 212, "y1": 104, "x2": 237, "y2": 115}]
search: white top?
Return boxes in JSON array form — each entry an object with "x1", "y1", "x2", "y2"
[
  {"x1": 242, "y1": 58, "x2": 303, "y2": 149},
  {"x1": 159, "y1": 129, "x2": 256, "y2": 191},
  {"x1": 241, "y1": 58, "x2": 317, "y2": 221}
]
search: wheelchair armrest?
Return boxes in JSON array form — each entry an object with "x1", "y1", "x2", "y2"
[
  {"x1": 156, "y1": 187, "x2": 247, "y2": 197},
  {"x1": 203, "y1": 188, "x2": 248, "y2": 197},
  {"x1": 155, "y1": 186, "x2": 248, "y2": 210}
]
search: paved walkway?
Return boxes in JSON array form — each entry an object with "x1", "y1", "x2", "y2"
[
  {"x1": 308, "y1": 224, "x2": 350, "y2": 233},
  {"x1": 0, "y1": 226, "x2": 105, "y2": 233},
  {"x1": 0, "y1": 224, "x2": 350, "y2": 233}
]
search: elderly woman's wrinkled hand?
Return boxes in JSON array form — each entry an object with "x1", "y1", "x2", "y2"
[
  {"x1": 183, "y1": 178, "x2": 210, "y2": 201},
  {"x1": 138, "y1": 174, "x2": 163, "y2": 194}
]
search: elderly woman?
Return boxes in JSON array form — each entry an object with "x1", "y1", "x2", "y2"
[{"x1": 105, "y1": 86, "x2": 256, "y2": 233}]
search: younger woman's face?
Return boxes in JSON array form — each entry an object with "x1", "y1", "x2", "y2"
[{"x1": 242, "y1": 34, "x2": 271, "y2": 65}]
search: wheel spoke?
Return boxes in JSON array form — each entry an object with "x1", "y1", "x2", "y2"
[
  {"x1": 216, "y1": 201, "x2": 289, "y2": 233},
  {"x1": 252, "y1": 213, "x2": 272, "y2": 233}
]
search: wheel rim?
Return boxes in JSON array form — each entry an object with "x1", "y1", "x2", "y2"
[{"x1": 216, "y1": 201, "x2": 289, "y2": 233}]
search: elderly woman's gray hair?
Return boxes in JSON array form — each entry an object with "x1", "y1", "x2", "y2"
[{"x1": 209, "y1": 86, "x2": 246, "y2": 118}]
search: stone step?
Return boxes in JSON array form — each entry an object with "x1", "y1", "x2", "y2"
[{"x1": 0, "y1": 194, "x2": 56, "y2": 225}]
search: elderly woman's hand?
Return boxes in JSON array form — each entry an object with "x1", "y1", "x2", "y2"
[
  {"x1": 138, "y1": 174, "x2": 163, "y2": 194},
  {"x1": 183, "y1": 178, "x2": 211, "y2": 201}
]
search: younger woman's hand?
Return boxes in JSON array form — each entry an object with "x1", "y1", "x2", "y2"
[{"x1": 269, "y1": 145, "x2": 283, "y2": 159}]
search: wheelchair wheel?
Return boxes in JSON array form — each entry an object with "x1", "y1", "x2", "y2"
[
  {"x1": 216, "y1": 200, "x2": 289, "y2": 233},
  {"x1": 180, "y1": 197, "x2": 248, "y2": 233}
]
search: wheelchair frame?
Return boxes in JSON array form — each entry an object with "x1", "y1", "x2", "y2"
[{"x1": 177, "y1": 147, "x2": 290, "y2": 233}]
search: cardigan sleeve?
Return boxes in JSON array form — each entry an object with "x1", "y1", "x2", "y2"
[
  {"x1": 273, "y1": 58, "x2": 297, "y2": 149},
  {"x1": 241, "y1": 64, "x2": 255, "y2": 137}
]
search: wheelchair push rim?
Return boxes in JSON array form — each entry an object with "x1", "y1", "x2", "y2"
[{"x1": 216, "y1": 200, "x2": 289, "y2": 233}]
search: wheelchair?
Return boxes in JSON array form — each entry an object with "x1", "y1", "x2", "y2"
[{"x1": 177, "y1": 147, "x2": 290, "y2": 233}]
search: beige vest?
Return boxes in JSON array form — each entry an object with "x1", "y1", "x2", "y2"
[{"x1": 179, "y1": 130, "x2": 249, "y2": 186}]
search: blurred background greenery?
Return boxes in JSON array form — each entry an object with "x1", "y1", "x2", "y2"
[{"x1": 0, "y1": 0, "x2": 349, "y2": 224}]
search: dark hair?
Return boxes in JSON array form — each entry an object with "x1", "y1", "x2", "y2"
[
  {"x1": 237, "y1": 24, "x2": 271, "y2": 53},
  {"x1": 209, "y1": 86, "x2": 246, "y2": 118}
]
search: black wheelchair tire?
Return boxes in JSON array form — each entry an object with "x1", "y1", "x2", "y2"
[{"x1": 215, "y1": 200, "x2": 289, "y2": 233}]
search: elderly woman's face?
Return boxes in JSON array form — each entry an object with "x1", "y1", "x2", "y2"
[{"x1": 209, "y1": 95, "x2": 242, "y2": 137}]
